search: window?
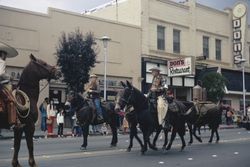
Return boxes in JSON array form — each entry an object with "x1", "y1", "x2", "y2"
[
  {"x1": 215, "y1": 39, "x2": 221, "y2": 61},
  {"x1": 173, "y1": 29, "x2": 180, "y2": 53},
  {"x1": 203, "y1": 36, "x2": 209, "y2": 58},
  {"x1": 157, "y1": 25, "x2": 165, "y2": 50}
]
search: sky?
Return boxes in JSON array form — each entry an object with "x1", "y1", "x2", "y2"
[{"x1": 0, "y1": 0, "x2": 249, "y2": 22}]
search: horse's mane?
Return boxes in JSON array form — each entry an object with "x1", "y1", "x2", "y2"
[{"x1": 132, "y1": 86, "x2": 148, "y2": 110}]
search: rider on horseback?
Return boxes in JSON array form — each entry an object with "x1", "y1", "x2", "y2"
[
  {"x1": 0, "y1": 42, "x2": 22, "y2": 129},
  {"x1": 148, "y1": 66, "x2": 168, "y2": 112},
  {"x1": 86, "y1": 74, "x2": 104, "y2": 121}
]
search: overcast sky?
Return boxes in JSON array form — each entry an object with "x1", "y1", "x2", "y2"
[{"x1": 0, "y1": 0, "x2": 249, "y2": 22}]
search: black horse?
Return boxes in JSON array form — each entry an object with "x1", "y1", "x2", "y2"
[
  {"x1": 115, "y1": 81, "x2": 187, "y2": 154},
  {"x1": 68, "y1": 92, "x2": 118, "y2": 149},
  {"x1": 183, "y1": 101, "x2": 223, "y2": 144}
]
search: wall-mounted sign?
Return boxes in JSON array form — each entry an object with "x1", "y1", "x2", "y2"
[
  {"x1": 167, "y1": 57, "x2": 195, "y2": 77},
  {"x1": 232, "y1": 3, "x2": 248, "y2": 64}
]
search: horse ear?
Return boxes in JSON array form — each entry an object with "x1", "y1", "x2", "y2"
[
  {"x1": 120, "y1": 81, "x2": 126, "y2": 88},
  {"x1": 30, "y1": 54, "x2": 37, "y2": 61},
  {"x1": 126, "y1": 80, "x2": 132, "y2": 89}
]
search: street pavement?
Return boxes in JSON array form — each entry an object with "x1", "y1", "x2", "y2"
[{"x1": 0, "y1": 128, "x2": 250, "y2": 167}]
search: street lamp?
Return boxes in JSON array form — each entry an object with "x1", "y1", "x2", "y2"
[
  {"x1": 101, "y1": 36, "x2": 111, "y2": 101},
  {"x1": 239, "y1": 58, "x2": 246, "y2": 117}
]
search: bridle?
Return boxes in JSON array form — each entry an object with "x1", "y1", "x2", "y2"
[
  {"x1": 32, "y1": 60, "x2": 57, "y2": 81},
  {"x1": 119, "y1": 88, "x2": 134, "y2": 106}
]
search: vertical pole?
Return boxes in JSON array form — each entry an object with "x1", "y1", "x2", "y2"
[
  {"x1": 104, "y1": 46, "x2": 107, "y2": 101},
  {"x1": 243, "y1": 65, "x2": 246, "y2": 116}
]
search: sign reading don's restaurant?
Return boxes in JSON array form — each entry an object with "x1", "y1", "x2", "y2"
[
  {"x1": 232, "y1": 3, "x2": 248, "y2": 64},
  {"x1": 167, "y1": 57, "x2": 195, "y2": 77}
]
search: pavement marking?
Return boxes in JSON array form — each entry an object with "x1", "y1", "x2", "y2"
[
  {"x1": 212, "y1": 154, "x2": 217, "y2": 158},
  {"x1": 234, "y1": 152, "x2": 239, "y2": 155},
  {"x1": 125, "y1": 140, "x2": 129, "y2": 142},
  {"x1": 238, "y1": 132, "x2": 241, "y2": 134},
  {"x1": 42, "y1": 155, "x2": 51, "y2": 158},
  {"x1": 10, "y1": 147, "x2": 14, "y2": 150},
  {"x1": 158, "y1": 161, "x2": 164, "y2": 164},
  {"x1": 187, "y1": 158, "x2": 193, "y2": 161},
  {"x1": 248, "y1": 132, "x2": 250, "y2": 134}
]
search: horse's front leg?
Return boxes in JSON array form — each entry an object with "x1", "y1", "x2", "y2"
[
  {"x1": 127, "y1": 125, "x2": 135, "y2": 152},
  {"x1": 110, "y1": 122, "x2": 118, "y2": 147},
  {"x1": 193, "y1": 125, "x2": 202, "y2": 143},
  {"x1": 178, "y1": 131, "x2": 186, "y2": 151},
  {"x1": 24, "y1": 124, "x2": 37, "y2": 167},
  {"x1": 152, "y1": 126, "x2": 161, "y2": 148},
  {"x1": 12, "y1": 128, "x2": 24, "y2": 167},
  {"x1": 166, "y1": 128, "x2": 177, "y2": 150},
  {"x1": 208, "y1": 128, "x2": 215, "y2": 143},
  {"x1": 81, "y1": 124, "x2": 89, "y2": 150}
]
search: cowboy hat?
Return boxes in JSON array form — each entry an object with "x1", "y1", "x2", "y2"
[
  {"x1": 0, "y1": 42, "x2": 18, "y2": 58},
  {"x1": 149, "y1": 66, "x2": 161, "y2": 72},
  {"x1": 90, "y1": 74, "x2": 98, "y2": 78}
]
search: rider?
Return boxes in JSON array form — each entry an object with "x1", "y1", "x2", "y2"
[
  {"x1": 0, "y1": 42, "x2": 21, "y2": 128},
  {"x1": 148, "y1": 66, "x2": 168, "y2": 112},
  {"x1": 86, "y1": 74, "x2": 104, "y2": 121}
]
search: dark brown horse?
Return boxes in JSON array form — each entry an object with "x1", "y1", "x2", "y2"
[
  {"x1": 68, "y1": 92, "x2": 119, "y2": 150},
  {"x1": 0, "y1": 54, "x2": 61, "y2": 167}
]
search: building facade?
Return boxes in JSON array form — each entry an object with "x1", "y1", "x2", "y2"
[
  {"x1": 0, "y1": 6, "x2": 141, "y2": 106},
  {"x1": 89, "y1": 0, "x2": 250, "y2": 111}
]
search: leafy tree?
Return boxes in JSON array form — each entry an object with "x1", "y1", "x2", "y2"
[
  {"x1": 202, "y1": 72, "x2": 228, "y2": 103},
  {"x1": 56, "y1": 29, "x2": 96, "y2": 93}
]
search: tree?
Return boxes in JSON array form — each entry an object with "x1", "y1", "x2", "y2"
[
  {"x1": 202, "y1": 72, "x2": 228, "y2": 103},
  {"x1": 56, "y1": 29, "x2": 97, "y2": 93}
]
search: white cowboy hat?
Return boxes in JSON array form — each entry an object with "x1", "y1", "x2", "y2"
[
  {"x1": 90, "y1": 74, "x2": 98, "y2": 78},
  {"x1": 149, "y1": 66, "x2": 161, "y2": 72},
  {"x1": 0, "y1": 42, "x2": 18, "y2": 58}
]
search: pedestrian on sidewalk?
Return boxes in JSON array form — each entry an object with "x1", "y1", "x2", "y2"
[
  {"x1": 57, "y1": 104, "x2": 64, "y2": 137},
  {"x1": 47, "y1": 99, "x2": 57, "y2": 136},
  {"x1": 39, "y1": 97, "x2": 49, "y2": 138}
]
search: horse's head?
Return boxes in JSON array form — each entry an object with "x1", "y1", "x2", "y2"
[
  {"x1": 115, "y1": 80, "x2": 135, "y2": 112},
  {"x1": 29, "y1": 54, "x2": 61, "y2": 81}
]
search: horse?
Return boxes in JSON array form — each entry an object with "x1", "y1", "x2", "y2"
[
  {"x1": 0, "y1": 54, "x2": 61, "y2": 167},
  {"x1": 68, "y1": 92, "x2": 119, "y2": 150},
  {"x1": 183, "y1": 101, "x2": 223, "y2": 144},
  {"x1": 115, "y1": 81, "x2": 187, "y2": 154}
]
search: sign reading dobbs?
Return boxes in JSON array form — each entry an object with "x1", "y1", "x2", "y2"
[{"x1": 167, "y1": 57, "x2": 194, "y2": 77}]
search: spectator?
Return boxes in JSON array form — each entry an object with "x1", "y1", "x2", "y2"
[
  {"x1": 39, "y1": 97, "x2": 49, "y2": 138},
  {"x1": 57, "y1": 105, "x2": 64, "y2": 137},
  {"x1": 47, "y1": 99, "x2": 57, "y2": 136}
]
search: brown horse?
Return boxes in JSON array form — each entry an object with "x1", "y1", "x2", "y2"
[{"x1": 0, "y1": 54, "x2": 61, "y2": 167}]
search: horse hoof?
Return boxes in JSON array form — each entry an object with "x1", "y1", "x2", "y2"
[
  {"x1": 126, "y1": 148, "x2": 131, "y2": 152},
  {"x1": 216, "y1": 140, "x2": 219, "y2": 143},
  {"x1": 180, "y1": 145, "x2": 186, "y2": 151},
  {"x1": 208, "y1": 140, "x2": 212, "y2": 143},
  {"x1": 80, "y1": 146, "x2": 87, "y2": 150},
  {"x1": 166, "y1": 146, "x2": 171, "y2": 150},
  {"x1": 110, "y1": 144, "x2": 117, "y2": 147},
  {"x1": 162, "y1": 146, "x2": 166, "y2": 150},
  {"x1": 188, "y1": 142, "x2": 192, "y2": 146},
  {"x1": 12, "y1": 161, "x2": 22, "y2": 167},
  {"x1": 149, "y1": 145, "x2": 158, "y2": 151},
  {"x1": 197, "y1": 138, "x2": 202, "y2": 143}
]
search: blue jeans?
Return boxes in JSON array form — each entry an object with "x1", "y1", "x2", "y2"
[{"x1": 94, "y1": 98, "x2": 103, "y2": 118}]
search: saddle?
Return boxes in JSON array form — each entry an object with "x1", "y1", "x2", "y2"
[
  {"x1": 194, "y1": 101, "x2": 217, "y2": 116},
  {"x1": 0, "y1": 86, "x2": 30, "y2": 125}
]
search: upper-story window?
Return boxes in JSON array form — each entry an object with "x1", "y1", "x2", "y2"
[
  {"x1": 157, "y1": 25, "x2": 165, "y2": 50},
  {"x1": 173, "y1": 29, "x2": 180, "y2": 53},
  {"x1": 203, "y1": 36, "x2": 209, "y2": 58},
  {"x1": 215, "y1": 39, "x2": 221, "y2": 61}
]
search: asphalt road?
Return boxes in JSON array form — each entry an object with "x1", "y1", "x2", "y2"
[{"x1": 1, "y1": 128, "x2": 250, "y2": 167}]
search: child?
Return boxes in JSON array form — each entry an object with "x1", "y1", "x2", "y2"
[
  {"x1": 56, "y1": 105, "x2": 64, "y2": 137},
  {"x1": 101, "y1": 123, "x2": 108, "y2": 135}
]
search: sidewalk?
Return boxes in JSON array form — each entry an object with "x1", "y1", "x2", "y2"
[
  {"x1": 0, "y1": 127, "x2": 74, "y2": 140},
  {"x1": 0, "y1": 124, "x2": 239, "y2": 140}
]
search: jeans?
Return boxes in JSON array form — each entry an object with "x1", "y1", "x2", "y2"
[{"x1": 94, "y1": 98, "x2": 103, "y2": 118}]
